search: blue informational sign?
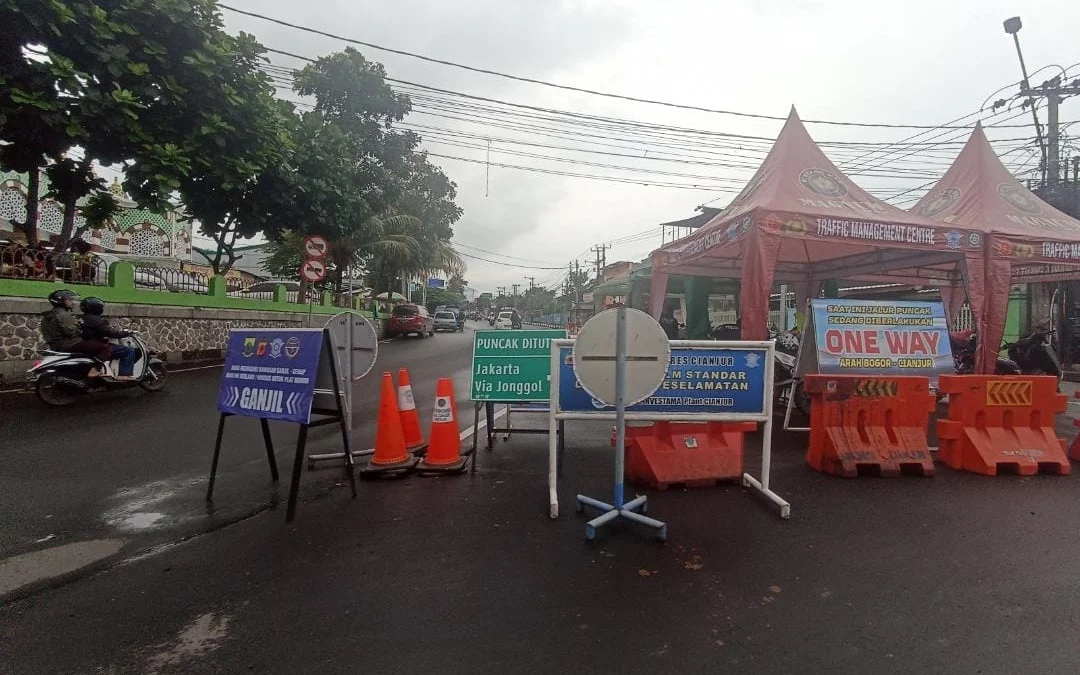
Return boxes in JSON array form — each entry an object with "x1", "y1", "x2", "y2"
[
  {"x1": 427, "y1": 278, "x2": 445, "y2": 289},
  {"x1": 558, "y1": 346, "x2": 767, "y2": 415},
  {"x1": 808, "y1": 298, "x2": 953, "y2": 385},
  {"x1": 217, "y1": 329, "x2": 325, "y2": 424}
]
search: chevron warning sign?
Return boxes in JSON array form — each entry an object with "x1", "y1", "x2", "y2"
[
  {"x1": 852, "y1": 379, "x2": 899, "y2": 397},
  {"x1": 985, "y1": 380, "x2": 1032, "y2": 406}
]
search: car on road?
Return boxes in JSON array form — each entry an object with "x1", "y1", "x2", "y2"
[
  {"x1": 433, "y1": 310, "x2": 461, "y2": 332},
  {"x1": 495, "y1": 311, "x2": 515, "y2": 330},
  {"x1": 389, "y1": 304, "x2": 435, "y2": 338}
]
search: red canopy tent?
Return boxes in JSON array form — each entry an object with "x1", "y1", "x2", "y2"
[
  {"x1": 649, "y1": 108, "x2": 989, "y2": 353},
  {"x1": 911, "y1": 122, "x2": 1080, "y2": 371}
]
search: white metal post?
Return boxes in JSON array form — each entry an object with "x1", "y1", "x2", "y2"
[
  {"x1": 612, "y1": 306, "x2": 627, "y2": 508},
  {"x1": 547, "y1": 340, "x2": 563, "y2": 519}
]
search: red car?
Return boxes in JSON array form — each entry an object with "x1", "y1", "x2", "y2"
[{"x1": 388, "y1": 304, "x2": 435, "y2": 338}]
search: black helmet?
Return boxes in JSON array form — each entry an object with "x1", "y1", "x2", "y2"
[
  {"x1": 48, "y1": 289, "x2": 78, "y2": 308},
  {"x1": 80, "y1": 297, "x2": 105, "y2": 315}
]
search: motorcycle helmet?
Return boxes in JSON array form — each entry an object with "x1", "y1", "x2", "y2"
[
  {"x1": 80, "y1": 297, "x2": 106, "y2": 315},
  {"x1": 48, "y1": 289, "x2": 79, "y2": 308}
]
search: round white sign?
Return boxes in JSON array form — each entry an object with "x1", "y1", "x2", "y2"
[
  {"x1": 325, "y1": 312, "x2": 379, "y2": 382},
  {"x1": 573, "y1": 308, "x2": 671, "y2": 407}
]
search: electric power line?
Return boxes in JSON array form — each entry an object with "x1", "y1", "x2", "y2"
[{"x1": 228, "y1": 6, "x2": 1061, "y2": 130}]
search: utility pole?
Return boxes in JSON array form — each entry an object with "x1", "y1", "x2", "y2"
[
  {"x1": 512, "y1": 283, "x2": 521, "y2": 297},
  {"x1": 591, "y1": 244, "x2": 609, "y2": 283},
  {"x1": 524, "y1": 276, "x2": 536, "y2": 291},
  {"x1": 1002, "y1": 16, "x2": 1080, "y2": 187}
]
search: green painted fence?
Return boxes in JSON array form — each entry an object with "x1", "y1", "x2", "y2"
[{"x1": 0, "y1": 262, "x2": 368, "y2": 317}]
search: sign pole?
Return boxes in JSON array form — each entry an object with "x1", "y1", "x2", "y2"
[
  {"x1": 573, "y1": 308, "x2": 669, "y2": 541},
  {"x1": 613, "y1": 306, "x2": 627, "y2": 509}
]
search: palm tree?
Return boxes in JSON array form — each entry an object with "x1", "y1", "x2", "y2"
[
  {"x1": 262, "y1": 214, "x2": 463, "y2": 300},
  {"x1": 363, "y1": 215, "x2": 463, "y2": 295}
]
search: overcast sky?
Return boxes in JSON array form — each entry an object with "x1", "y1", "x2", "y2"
[{"x1": 214, "y1": 0, "x2": 1079, "y2": 293}]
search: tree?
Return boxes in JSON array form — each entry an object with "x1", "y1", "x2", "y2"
[
  {"x1": 448, "y1": 274, "x2": 467, "y2": 295},
  {"x1": 0, "y1": 2, "x2": 203, "y2": 247},
  {"x1": 395, "y1": 150, "x2": 463, "y2": 240},
  {"x1": 1, "y1": 1, "x2": 289, "y2": 256},
  {"x1": 74, "y1": 190, "x2": 121, "y2": 243},
  {"x1": 0, "y1": 2, "x2": 92, "y2": 243},
  {"x1": 415, "y1": 287, "x2": 464, "y2": 311},
  {"x1": 281, "y1": 48, "x2": 415, "y2": 237},
  {"x1": 266, "y1": 49, "x2": 465, "y2": 293},
  {"x1": 262, "y1": 214, "x2": 422, "y2": 293},
  {"x1": 121, "y1": 32, "x2": 293, "y2": 273}
]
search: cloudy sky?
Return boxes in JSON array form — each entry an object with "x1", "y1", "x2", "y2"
[{"x1": 216, "y1": 0, "x2": 1079, "y2": 293}]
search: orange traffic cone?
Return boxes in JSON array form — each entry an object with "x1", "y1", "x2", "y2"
[
  {"x1": 397, "y1": 368, "x2": 427, "y2": 454},
  {"x1": 360, "y1": 372, "x2": 419, "y2": 478},
  {"x1": 417, "y1": 378, "x2": 468, "y2": 474}
]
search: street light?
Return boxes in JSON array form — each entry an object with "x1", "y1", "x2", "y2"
[{"x1": 1002, "y1": 14, "x2": 1048, "y2": 183}]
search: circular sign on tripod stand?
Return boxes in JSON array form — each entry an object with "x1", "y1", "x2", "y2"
[{"x1": 573, "y1": 308, "x2": 671, "y2": 407}]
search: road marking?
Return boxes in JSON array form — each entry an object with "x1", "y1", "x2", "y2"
[
  {"x1": 0, "y1": 539, "x2": 125, "y2": 597},
  {"x1": 461, "y1": 404, "x2": 509, "y2": 441}
]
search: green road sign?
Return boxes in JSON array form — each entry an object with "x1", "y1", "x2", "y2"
[{"x1": 471, "y1": 329, "x2": 567, "y2": 401}]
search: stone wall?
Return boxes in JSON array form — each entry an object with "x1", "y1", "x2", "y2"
[{"x1": 0, "y1": 297, "x2": 383, "y2": 386}]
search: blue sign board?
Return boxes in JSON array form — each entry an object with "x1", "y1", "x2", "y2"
[
  {"x1": 217, "y1": 329, "x2": 325, "y2": 424},
  {"x1": 807, "y1": 299, "x2": 952, "y2": 385},
  {"x1": 558, "y1": 346, "x2": 767, "y2": 415},
  {"x1": 427, "y1": 278, "x2": 445, "y2": 289}
]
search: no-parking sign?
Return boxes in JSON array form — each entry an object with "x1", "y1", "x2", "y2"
[
  {"x1": 300, "y1": 258, "x2": 328, "y2": 283},
  {"x1": 303, "y1": 235, "x2": 329, "y2": 259}
]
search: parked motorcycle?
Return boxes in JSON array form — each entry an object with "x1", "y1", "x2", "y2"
[
  {"x1": 771, "y1": 330, "x2": 811, "y2": 416},
  {"x1": 949, "y1": 328, "x2": 1060, "y2": 378},
  {"x1": 26, "y1": 331, "x2": 168, "y2": 406},
  {"x1": 1005, "y1": 329, "x2": 1062, "y2": 379}
]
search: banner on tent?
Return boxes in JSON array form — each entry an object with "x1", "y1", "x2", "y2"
[{"x1": 797, "y1": 299, "x2": 953, "y2": 386}]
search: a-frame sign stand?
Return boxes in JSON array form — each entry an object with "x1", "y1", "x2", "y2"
[{"x1": 207, "y1": 329, "x2": 355, "y2": 523}]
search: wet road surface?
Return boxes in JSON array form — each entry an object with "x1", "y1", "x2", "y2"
[
  {"x1": 3, "y1": 416, "x2": 1080, "y2": 674},
  {"x1": 0, "y1": 324, "x2": 479, "y2": 597}
]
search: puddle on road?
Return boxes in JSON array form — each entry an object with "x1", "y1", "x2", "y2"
[
  {"x1": 0, "y1": 539, "x2": 125, "y2": 596},
  {"x1": 115, "y1": 512, "x2": 166, "y2": 531},
  {"x1": 103, "y1": 478, "x2": 203, "y2": 533},
  {"x1": 145, "y1": 611, "x2": 233, "y2": 675}
]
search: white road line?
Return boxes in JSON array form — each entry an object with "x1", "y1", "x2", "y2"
[{"x1": 169, "y1": 363, "x2": 225, "y2": 373}]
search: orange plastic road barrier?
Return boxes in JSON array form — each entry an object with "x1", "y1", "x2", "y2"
[
  {"x1": 804, "y1": 375, "x2": 936, "y2": 477},
  {"x1": 397, "y1": 368, "x2": 426, "y2": 453},
  {"x1": 359, "y1": 372, "x2": 419, "y2": 478},
  {"x1": 937, "y1": 375, "x2": 1069, "y2": 476},
  {"x1": 417, "y1": 378, "x2": 468, "y2": 474},
  {"x1": 1067, "y1": 389, "x2": 1080, "y2": 462},
  {"x1": 619, "y1": 421, "x2": 756, "y2": 489}
]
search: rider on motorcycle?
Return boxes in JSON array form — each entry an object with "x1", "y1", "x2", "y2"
[
  {"x1": 39, "y1": 289, "x2": 111, "y2": 378},
  {"x1": 79, "y1": 297, "x2": 137, "y2": 380}
]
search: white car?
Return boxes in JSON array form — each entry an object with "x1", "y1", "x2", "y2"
[
  {"x1": 495, "y1": 311, "x2": 514, "y2": 330},
  {"x1": 433, "y1": 311, "x2": 460, "y2": 332}
]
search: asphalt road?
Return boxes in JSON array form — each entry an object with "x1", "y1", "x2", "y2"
[
  {"x1": 6, "y1": 329, "x2": 1080, "y2": 674},
  {"x1": 4, "y1": 415, "x2": 1080, "y2": 675},
  {"x1": 0, "y1": 322, "x2": 481, "y2": 596}
]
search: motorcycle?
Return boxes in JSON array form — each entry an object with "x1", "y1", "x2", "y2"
[
  {"x1": 949, "y1": 329, "x2": 1060, "y2": 378},
  {"x1": 26, "y1": 331, "x2": 168, "y2": 406},
  {"x1": 771, "y1": 330, "x2": 811, "y2": 416},
  {"x1": 1005, "y1": 329, "x2": 1062, "y2": 379}
]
